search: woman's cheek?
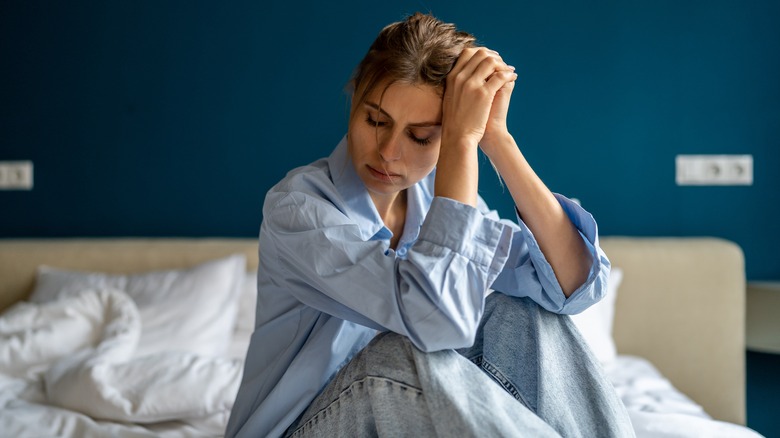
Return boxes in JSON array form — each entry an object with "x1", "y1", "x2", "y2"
[{"x1": 417, "y1": 150, "x2": 440, "y2": 174}]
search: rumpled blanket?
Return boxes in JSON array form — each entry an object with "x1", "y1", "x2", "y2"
[{"x1": 0, "y1": 288, "x2": 242, "y2": 437}]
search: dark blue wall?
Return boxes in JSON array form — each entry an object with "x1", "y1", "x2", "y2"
[
  {"x1": 1, "y1": 2, "x2": 778, "y2": 434},
  {"x1": 2, "y1": 1, "x2": 778, "y2": 281},
  {"x1": 747, "y1": 351, "x2": 780, "y2": 437}
]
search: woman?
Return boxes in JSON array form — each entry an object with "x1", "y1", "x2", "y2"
[{"x1": 227, "y1": 12, "x2": 634, "y2": 438}]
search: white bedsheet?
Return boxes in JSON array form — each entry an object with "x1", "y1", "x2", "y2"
[
  {"x1": 0, "y1": 288, "x2": 243, "y2": 437},
  {"x1": 607, "y1": 355, "x2": 763, "y2": 438}
]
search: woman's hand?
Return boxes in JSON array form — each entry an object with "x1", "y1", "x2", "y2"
[
  {"x1": 441, "y1": 47, "x2": 517, "y2": 153},
  {"x1": 435, "y1": 47, "x2": 517, "y2": 207},
  {"x1": 480, "y1": 56, "x2": 517, "y2": 157}
]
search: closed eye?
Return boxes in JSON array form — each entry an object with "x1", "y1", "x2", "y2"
[
  {"x1": 366, "y1": 110, "x2": 432, "y2": 145},
  {"x1": 365, "y1": 114, "x2": 386, "y2": 127},
  {"x1": 407, "y1": 131, "x2": 431, "y2": 146}
]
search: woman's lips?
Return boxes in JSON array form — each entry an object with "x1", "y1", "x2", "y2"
[{"x1": 367, "y1": 165, "x2": 400, "y2": 182}]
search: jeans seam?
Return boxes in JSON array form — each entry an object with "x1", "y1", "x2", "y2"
[
  {"x1": 471, "y1": 355, "x2": 534, "y2": 412},
  {"x1": 288, "y1": 376, "x2": 423, "y2": 437}
]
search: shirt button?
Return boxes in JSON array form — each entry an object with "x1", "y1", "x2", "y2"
[{"x1": 397, "y1": 247, "x2": 407, "y2": 256}]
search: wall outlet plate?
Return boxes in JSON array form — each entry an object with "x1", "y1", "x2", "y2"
[
  {"x1": 675, "y1": 155, "x2": 753, "y2": 186},
  {"x1": 0, "y1": 161, "x2": 34, "y2": 190}
]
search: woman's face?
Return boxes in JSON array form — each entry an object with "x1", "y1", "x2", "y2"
[{"x1": 347, "y1": 81, "x2": 442, "y2": 201}]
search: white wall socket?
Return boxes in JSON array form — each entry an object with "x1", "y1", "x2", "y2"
[
  {"x1": 0, "y1": 161, "x2": 34, "y2": 190},
  {"x1": 675, "y1": 154, "x2": 753, "y2": 186}
]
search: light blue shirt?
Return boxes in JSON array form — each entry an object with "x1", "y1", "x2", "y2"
[{"x1": 226, "y1": 136, "x2": 611, "y2": 438}]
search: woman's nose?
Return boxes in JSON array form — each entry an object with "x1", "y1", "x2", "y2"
[{"x1": 378, "y1": 133, "x2": 402, "y2": 162}]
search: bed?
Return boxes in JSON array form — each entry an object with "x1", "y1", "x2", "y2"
[{"x1": 0, "y1": 237, "x2": 763, "y2": 437}]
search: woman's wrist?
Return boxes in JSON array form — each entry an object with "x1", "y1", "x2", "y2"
[
  {"x1": 479, "y1": 131, "x2": 516, "y2": 159},
  {"x1": 435, "y1": 134, "x2": 480, "y2": 207},
  {"x1": 440, "y1": 130, "x2": 480, "y2": 153}
]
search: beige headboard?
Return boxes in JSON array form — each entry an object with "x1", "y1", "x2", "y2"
[
  {"x1": 601, "y1": 237, "x2": 746, "y2": 425},
  {"x1": 0, "y1": 236, "x2": 745, "y2": 425},
  {"x1": 0, "y1": 238, "x2": 259, "y2": 313}
]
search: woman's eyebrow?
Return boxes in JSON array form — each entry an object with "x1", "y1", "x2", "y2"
[
  {"x1": 364, "y1": 101, "x2": 441, "y2": 127},
  {"x1": 408, "y1": 120, "x2": 442, "y2": 128},
  {"x1": 364, "y1": 102, "x2": 394, "y2": 121}
]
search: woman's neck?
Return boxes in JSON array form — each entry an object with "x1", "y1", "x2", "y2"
[{"x1": 370, "y1": 190, "x2": 407, "y2": 249}]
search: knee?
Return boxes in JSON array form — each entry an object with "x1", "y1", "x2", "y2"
[
  {"x1": 483, "y1": 293, "x2": 540, "y2": 325},
  {"x1": 352, "y1": 332, "x2": 421, "y2": 382},
  {"x1": 485, "y1": 292, "x2": 534, "y2": 316},
  {"x1": 483, "y1": 293, "x2": 575, "y2": 335}
]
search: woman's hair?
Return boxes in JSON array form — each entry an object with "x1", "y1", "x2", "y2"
[{"x1": 348, "y1": 12, "x2": 476, "y2": 108}]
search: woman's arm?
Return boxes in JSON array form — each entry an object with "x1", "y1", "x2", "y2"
[
  {"x1": 439, "y1": 47, "x2": 591, "y2": 297},
  {"x1": 262, "y1": 188, "x2": 512, "y2": 352},
  {"x1": 481, "y1": 136, "x2": 592, "y2": 296},
  {"x1": 436, "y1": 48, "x2": 518, "y2": 208},
  {"x1": 478, "y1": 69, "x2": 591, "y2": 297}
]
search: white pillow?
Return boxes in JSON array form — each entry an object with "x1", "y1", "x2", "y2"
[
  {"x1": 570, "y1": 267, "x2": 623, "y2": 365},
  {"x1": 30, "y1": 254, "x2": 246, "y2": 358},
  {"x1": 227, "y1": 270, "x2": 258, "y2": 359}
]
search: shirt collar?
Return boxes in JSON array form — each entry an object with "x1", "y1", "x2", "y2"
[{"x1": 328, "y1": 136, "x2": 389, "y2": 241}]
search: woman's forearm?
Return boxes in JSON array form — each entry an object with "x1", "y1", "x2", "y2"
[
  {"x1": 484, "y1": 134, "x2": 592, "y2": 297},
  {"x1": 436, "y1": 47, "x2": 517, "y2": 209},
  {"x1": 434, "y1": 137, "x2": 480, "y2": 208}
]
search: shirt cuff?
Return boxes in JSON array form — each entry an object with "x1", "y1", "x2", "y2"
[
  {"x1": 515, "y1": 193, "x2": 609, "y2": 314},
  {"x1": 418, "y1": 196, "x2": 513, "y2": 276}
]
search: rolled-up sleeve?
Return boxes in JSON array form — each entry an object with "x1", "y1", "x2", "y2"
[
  {"x1": 487, "y1": 193, "x2": 611, "y2": 315},
  {"x1": 263, "y1": 192, "x2": 513, "y2": 352}
]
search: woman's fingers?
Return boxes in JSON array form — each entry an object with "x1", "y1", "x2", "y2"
[
  {"x1": 448, "y1": 47, "x2": 481, "y2": 77},
  {"x1": 450, "y1": 48, "x2": 515, "y2": 104},
  {"x1": 484, "y1": 69, "x2": 518, "y2": 95},
  {"x1": 449, "y1": 47, "x2": 504, "y2": 85},
  {"x1": 442, "y1": 46, "x2": 516, "y2": 147}
]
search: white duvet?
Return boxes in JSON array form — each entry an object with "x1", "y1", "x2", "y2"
[
  {"x1": 0, "y1": 288, "x2": 243, "y2": 437},
  {"x1": 606, "y1": 356, "x2": 764, "y2": 438}
]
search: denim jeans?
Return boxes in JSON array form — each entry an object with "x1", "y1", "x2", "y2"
[{"x1": 284, "y1": 293, "x2": 635, "y2": 437}]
